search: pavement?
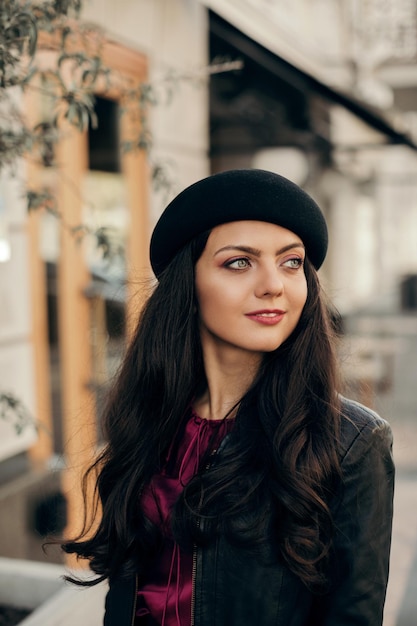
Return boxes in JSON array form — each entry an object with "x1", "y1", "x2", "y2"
[{"x1": 383, "y1": 417, "x2": 417, "y2": 626}]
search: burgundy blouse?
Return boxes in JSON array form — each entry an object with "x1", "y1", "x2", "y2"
[{"x1": 135, "y1": 410, "x2": 235, "y2": 626}]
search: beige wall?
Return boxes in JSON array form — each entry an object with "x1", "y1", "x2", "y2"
[
  {"x1": 82, "y1": 0, "x2": 210, "y2": 225},
  {"x1": 0, "y1": 165, "x2": 37, "y2": 462}
]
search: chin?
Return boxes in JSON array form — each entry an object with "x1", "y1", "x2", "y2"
[{"x1": 243, "y1": 341, "x2": 284, "y2": 354}]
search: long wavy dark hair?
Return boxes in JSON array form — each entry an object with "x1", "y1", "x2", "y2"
[{"x1": 63, "y1": 229, "x2": 342, "y2": 591}]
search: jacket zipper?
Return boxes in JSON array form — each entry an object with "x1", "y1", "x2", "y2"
[
  {"x1": 191, "y1": 541, "x2": 197, "y2": 626},
  {"x1": 190, "y1": 448, "x2": 218, "y2": 626}
]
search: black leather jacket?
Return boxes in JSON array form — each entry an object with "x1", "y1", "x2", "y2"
[{"x1": 104, "y1": 397, "x2": 394, "y2": 626}]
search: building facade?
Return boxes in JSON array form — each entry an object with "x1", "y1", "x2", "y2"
[{"x1": 0, "y1": 0, "x2": 416, "y2": 564}]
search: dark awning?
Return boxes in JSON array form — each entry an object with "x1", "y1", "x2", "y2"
[{"x1": 210, "y1": 10, "x2": 417, "y2": 151}]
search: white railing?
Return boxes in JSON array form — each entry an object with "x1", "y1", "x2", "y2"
[{"x1": 0, "y1": 558, "x2": 106, "y2": 626}]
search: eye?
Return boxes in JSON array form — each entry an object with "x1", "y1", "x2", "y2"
[
  {"x1": 224, "y1": 257, "x2": 251, "y2": 270},
  {"x1": 282, "y1": 256, "x2": 303, "y2": 269}
]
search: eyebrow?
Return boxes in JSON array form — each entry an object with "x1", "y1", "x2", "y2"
[{"x1": 213, "y1": 242, "x2": 305, "y2": 257}]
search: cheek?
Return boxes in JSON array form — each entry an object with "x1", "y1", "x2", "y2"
[
  {"x1": 196, "y1": 281, "x2": 223, "y2": 321},
  {"x1": 195, "y1": 273, "x2": 240, "y2": 325},
  {"x1": 291, "y1": 278, "x2": 308, "y2": 317},
  {"x1": 195, "y1": 276, "x2": 214, "y2": 320},
  {"x1": 300, "y1": 281, "x2": 308, "y2": 307}
]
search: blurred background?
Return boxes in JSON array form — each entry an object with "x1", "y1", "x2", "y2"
[{"x1": 0, "y1": 1, "x2": 416, "y2": 624}]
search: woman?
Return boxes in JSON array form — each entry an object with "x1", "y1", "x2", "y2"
[{"x1": 64, "y1": 169, "x2": 394, "y2": 626}]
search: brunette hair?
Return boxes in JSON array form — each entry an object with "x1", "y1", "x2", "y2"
[{"x1": 63, "y1": 231, "x2": 342, "y2": 591}]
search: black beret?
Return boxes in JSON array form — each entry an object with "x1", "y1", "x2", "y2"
[{"x1": 150, "y1": 169, "x2": 328, "y2": 276}]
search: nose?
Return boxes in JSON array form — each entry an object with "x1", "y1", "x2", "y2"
[{"x1": 254, "y1": 263, "x2": 284, "y2": 298}]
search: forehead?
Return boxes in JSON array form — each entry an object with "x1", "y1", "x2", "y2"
[{"x1": 205, "y1": 220, "x2": 303, "y2": 247}]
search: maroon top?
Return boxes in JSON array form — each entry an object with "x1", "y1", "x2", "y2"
[{"x1": 135, "y1": 411, "x2": 235, "y2": 626}]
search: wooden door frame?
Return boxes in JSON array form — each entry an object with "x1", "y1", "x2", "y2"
[{"x1": 27, "y1": 32, "x2": 150, "y2": 553}]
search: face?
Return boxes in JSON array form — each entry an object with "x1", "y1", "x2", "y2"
[{"x1": 195, "y1": 220, "x2": 308, "y2": 362}]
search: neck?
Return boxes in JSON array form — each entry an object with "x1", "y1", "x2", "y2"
[{"x1": 194, "y1": 342, "x2": 261, "y2": 421}]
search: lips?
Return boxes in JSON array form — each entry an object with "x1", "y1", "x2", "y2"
[{"x1": 245, "y1": 309, "x2": 286, "y2": 325}]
